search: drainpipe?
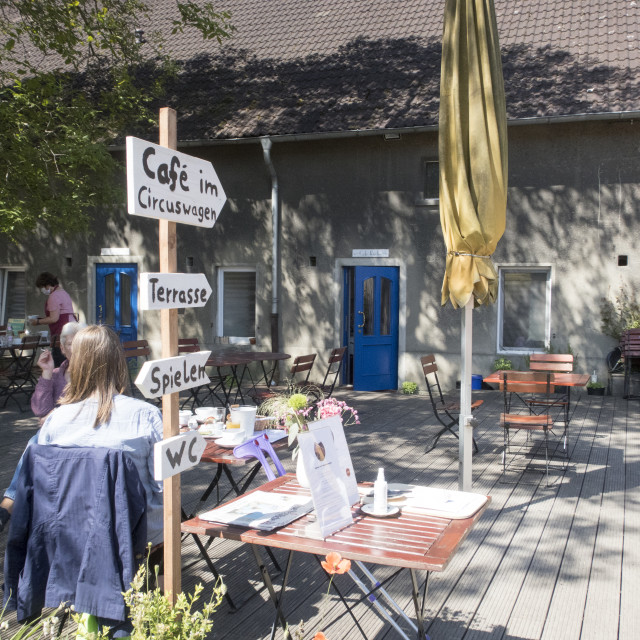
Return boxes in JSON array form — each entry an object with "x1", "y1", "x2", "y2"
[{"x1": 261, "y1": 137, "x2": 279, "y2": 353}]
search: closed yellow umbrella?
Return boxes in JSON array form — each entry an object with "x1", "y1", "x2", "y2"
[
  {"x1": 439, "y1": 0, "x2": 507, "y2": 310},
  {"x1": 439, "y1": 0, "x2": 507, "y2": 489}
]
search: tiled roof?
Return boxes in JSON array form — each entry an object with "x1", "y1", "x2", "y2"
[{"x1": 140, "y1": 0, "x2": 640, "y2": 140}]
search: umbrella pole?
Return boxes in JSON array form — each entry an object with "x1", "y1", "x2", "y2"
[{"x1": 459, "y1": 297, "x2": 474, "y2": 491}]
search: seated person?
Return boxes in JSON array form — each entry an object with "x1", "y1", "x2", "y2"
[
  {"x1": 0, "y1": 321, "x2": 86, "y2": 531},
  {"x1": 36, "y1": 324, "x2": 163, "y2": 545}
]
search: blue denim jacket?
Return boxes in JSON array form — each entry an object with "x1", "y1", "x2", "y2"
[{"x1": 4, "y1": 445, "x2": 147, "y2": 623}]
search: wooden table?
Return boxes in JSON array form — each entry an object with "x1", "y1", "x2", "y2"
[
  {"x1": 186, "y1": 352, "x2": 291, "y2": 409},
  {"x1": 483, "y1": 370, "x2": 590, "y2": 431},
  {"x1": 182, "y1": 474, "x2": 490, "y2": 640}
]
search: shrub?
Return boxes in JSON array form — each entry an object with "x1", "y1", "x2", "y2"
[
  {"x1": 401, "y1": 381, "x2": 419, "y2": 395},
  {"x1": 600, "y1": 285, "x2": 640, "y2": 340}
]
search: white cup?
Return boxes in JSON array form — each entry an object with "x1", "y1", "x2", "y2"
[
  {"x1": 179, "y1": 410, "x2": 192, "y2": 427},
  {"x1": 230, "y1": 406, "x2": 257, "y2": 439}
]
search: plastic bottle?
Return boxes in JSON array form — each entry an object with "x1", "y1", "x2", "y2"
[
  {"x1": 373, "y1": 467, "x2": 388, "y2": 514},
  {"x1": 591, "y1": 370, "x2": 598, "y2": 384}
]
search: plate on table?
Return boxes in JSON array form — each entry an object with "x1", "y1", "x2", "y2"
[
  {"x1": 215, "y1": 431, "x2": 256, "y2": 448},
  {"x1": 360, "y1": 504, "x2": 400, "y2": 518}
]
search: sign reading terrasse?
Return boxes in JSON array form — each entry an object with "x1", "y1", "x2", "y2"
[
  {"x1": 140, "y1": 273, "x2": 212, "y2": 310},
  {"x1": 135, "y1": 351, "x2": 211, "y2": 398},
  {"x1": 126, "y1": 136, "x2": 226, "y2": 228}
]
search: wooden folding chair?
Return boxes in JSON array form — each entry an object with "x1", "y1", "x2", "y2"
[
  {"x1": 420, "y1": 355, "x2": 482, "y2": 453},
  {"x1": 289, "y1": 353, "x2": 317, "y2": 385},
  {"x1": 500, "y1": 370, "x2": 564, "y2": 486},
  {"x1": 0, "y1": 335, "x2": 41, "y2": 411},
  {"x1": 621, "y1": 329, "x2": 640, "y2": 399},
  {"x1": 317, "y1": 347, "x2": 346, "y2": 397},
  {"x1": 528, "y1": 353, "x2": 573, "y2": 430},
  {"x1": 122, "y1": 339, "x2": 152, "y2": 400}
]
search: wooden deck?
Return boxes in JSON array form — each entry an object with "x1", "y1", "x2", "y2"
[{"x1": 0, "y1": 387, "x2": 638, "y2": 639}]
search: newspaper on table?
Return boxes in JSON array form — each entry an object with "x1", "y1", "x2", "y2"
[{"x1": 199, "y1": 490, "x2": 313, "y2": 531}]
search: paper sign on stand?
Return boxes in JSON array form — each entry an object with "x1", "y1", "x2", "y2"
[
  {"x1": 308, "y1": 415, "x2": 359, "y2": 505},
  {"x1": 298, "y1": 427, "x2": 353, "y2": 539}
]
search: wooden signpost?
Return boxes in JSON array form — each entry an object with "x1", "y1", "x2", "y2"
[{"x1": 125, "y1": 108, "x2": 226, "y2": 604}]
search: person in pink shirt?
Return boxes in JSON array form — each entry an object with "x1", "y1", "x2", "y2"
[{"x1": 29, "y1": 272, "x2": 77, "y2": 366}]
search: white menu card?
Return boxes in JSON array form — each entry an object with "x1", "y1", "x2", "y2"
[{"x1": 298, "y1": 426, "x2": 353, "y2": 539}]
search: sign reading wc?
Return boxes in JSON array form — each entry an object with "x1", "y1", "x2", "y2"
[
  {"x1": 135, "y1": 351, "x2": 211, "y2": 398},
  {"x1": 140, "y1": 273, "x2": 212, "y2": 310},
  {"x1": 154, "y1": 431, "x2": 207, "y2": 480},
  {"x1": 126, "y1": 136, "x2": 226, "y2": 228}
]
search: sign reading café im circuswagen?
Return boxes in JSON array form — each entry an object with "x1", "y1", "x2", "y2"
[{"x1": 126, "y1": 136, "x2": 227, "y2": 228}]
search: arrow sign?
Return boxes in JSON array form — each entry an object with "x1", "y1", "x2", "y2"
[
  {"x1": 154, "y1": 431, "x2": 207, "y2": 481},
  {"x1": 126, "y1": 136, "x2": 226, "y2": 228},
  {"x1": 140, "y1": 273, "x2": 212, "y2": 310},
  {"x1": 135, "y1": 351, "x2": 211, "y2": 398}
]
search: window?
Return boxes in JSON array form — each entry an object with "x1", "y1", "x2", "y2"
[
  {"x1": 498, "y1": 267, "x2": 551, "y2": 353},
  {"x1": 0, "y1": 268, "x2": 26, "y2": 325},
  {"x1": 217, "y1": 268, "x2": 256, "y2": 343},
  {"x1": 423, "y1": 160, "x2": 439, "y2": 204}
]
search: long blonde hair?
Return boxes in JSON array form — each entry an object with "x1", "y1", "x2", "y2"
[{"x1": 59, "y1": 325, "x2": 129, "y2": 427}]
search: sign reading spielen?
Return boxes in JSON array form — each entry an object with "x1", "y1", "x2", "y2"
[
  {"x1": 135, "y1": 351, "x2": 211, "y2": 398},
  {"x1": 126, "y1": 136, "x2": 226, "y2": 228}
]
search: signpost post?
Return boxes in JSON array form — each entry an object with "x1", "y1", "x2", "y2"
[{"x1": 126, "y1": 107, "x2": 226, "y2": 604}]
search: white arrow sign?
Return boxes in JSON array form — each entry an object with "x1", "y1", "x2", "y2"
[
  {"x1": 140, "y1": 273, "x2": 212, "y2": 310},
  {"x1": 154, "y1": 431, "x2": 207, "y2": 481},
  {"x1": 126, "y1": 136, "x2": 226, "y2": 228},
  {"x1": 135, "y1": 351, "x2": 211, "y2": 398}
]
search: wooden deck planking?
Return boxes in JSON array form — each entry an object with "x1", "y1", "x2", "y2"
[
  {"x1": 501, "y1": 396, "x2": 595, "y2": 640},
  {"x1": 540, "y1": 398, "x2": 615, "y2": 640},
  {"x1": 581, "y1": 397, "x2": 626, "y2": 640},
  {"x1": 1, "y1": 389, "x2": 639, "y2": 640},
  {"x1": 619, "y1": 397, "x2": 640, "y2": 640}
]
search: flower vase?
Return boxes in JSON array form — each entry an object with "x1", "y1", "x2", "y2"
[{"x1": 296, "y1": 453, "x2": 310, "y2": 488}]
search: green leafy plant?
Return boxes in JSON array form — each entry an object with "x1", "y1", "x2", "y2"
[
  {"x1": 587, "y1": 381, "x2": 605, "y2": 389},
  {"x1": 259, "y1": 385, "x2": 359, "y2": 458},
  {"x1": 492, "y1": 357, "x2": 513, "y2": 371},
  {"x1": 123, "y1": 562, "x2": 224, "y2": 640},
  {"x1": 401, "y1": 381, "x2": 419, "y2": 395},
  {"x1": 600, "y1": 285, "x2": 640, "y2": 340}
]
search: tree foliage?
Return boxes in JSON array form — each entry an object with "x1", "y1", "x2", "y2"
[{"x1": 0, "y1": 0, "x2": 234, "y2": 241}]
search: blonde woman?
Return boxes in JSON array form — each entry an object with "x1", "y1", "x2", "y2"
[{"x1": 37, "y1": 325, "x2": 163, "y2": 544}]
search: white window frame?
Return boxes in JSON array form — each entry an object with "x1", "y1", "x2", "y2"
[
  {"x1": 216, "y1": 267, "x2": 257, "y2": 345},
  {"x1": 0, "y1": 267, "x2": 27, "y2": 325},
  {"x1": 496, "y1": 264, "x2": 553, "y2": 355}
]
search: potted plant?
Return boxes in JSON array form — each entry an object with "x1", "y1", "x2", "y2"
[
  {"x1": 587, "y1": 381, "x2": 605, "y2": 396},
  {"x1": 258, "y1": 385, "x2": 359, "y2": 486},
  {"x1": 493, "y1": 357, "x2": 513, "y2": 371}
]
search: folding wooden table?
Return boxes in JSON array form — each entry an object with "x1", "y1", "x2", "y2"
[{"x1": 182, "y1": 474, "x2": 490, "y2": 640}]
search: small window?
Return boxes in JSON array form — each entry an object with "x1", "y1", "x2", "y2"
[
  {"x1": 0, "y1": 269, "x2": 26, "y2": 325},
  {"x1": 498, "y1": 267, "x2": 551, "y2": 353},
  {"x1": 217, "y1": 269, "x2": 256, "y2": 343},
  {"x1": 423, "y1": 160, "x2": 439, "y2": 203}
]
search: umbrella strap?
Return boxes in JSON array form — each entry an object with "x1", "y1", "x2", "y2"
[{"x1": 448, "y1": 251, "x2": 491, "y2": 258}]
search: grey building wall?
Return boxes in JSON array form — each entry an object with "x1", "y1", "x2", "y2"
[{"x1": 1, "y1": 118, "x2": 637, "y2": 392}]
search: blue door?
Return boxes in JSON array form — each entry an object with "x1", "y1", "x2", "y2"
[
  {"x1": 353, "y1": 266, "x2": 399, "y2": 391},
  {"x1": 96, "y1": 264, "x2": 138, "y2": 343}
]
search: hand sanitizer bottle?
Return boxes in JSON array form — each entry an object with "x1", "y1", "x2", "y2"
[{"x1": 373, "y1": 467, "x2": 388, "y2": 515}]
